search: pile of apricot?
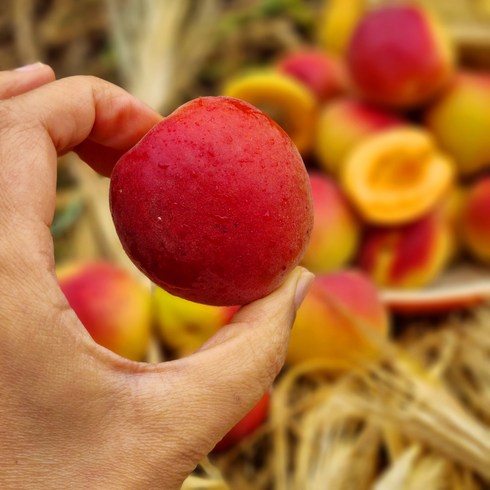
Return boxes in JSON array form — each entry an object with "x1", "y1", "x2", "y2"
[{"x1": 223, "y1": 2, "x2": 490, "y2": 291}]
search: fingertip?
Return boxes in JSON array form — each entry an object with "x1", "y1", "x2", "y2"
[
  {"x1": 293, "y1": 267, "x2": 315, "y2": 311},
  {"x1": 231, "y1": 266, "x2": 315, "y2": 326},
  {"x1": 0, "y1": 62, "x2": 56, "y2": 98}
]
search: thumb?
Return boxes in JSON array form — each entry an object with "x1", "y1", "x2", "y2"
[{"x1": 139, "y1": 266, "x2": 314, "y2": 453}]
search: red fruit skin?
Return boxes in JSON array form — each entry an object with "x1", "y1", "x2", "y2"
[
  {"x1": 213, "y1": 391, "x2": 270, "y2": 452},
  {"x1": 110, "y1": 96, "x2": 313, "y2": 306}
]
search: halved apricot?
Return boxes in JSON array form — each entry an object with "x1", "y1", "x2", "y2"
[
  {"x1": 341, "y1": 127, "x2": 455, "y2": 225},
  {"x1": 222, "y1": 70, "x2": 317, "y2": 155}
]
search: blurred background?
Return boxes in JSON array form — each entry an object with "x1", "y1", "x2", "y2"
[{"x1": 4, "y1": 1, "x2": 490, "y2": 489}]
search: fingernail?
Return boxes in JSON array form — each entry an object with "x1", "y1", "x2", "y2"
[
  {"x1": 14, "y1": 62, "x2": 45, "y2": 72},
  {"x1": 294, "y1": 268, "x2": 315, "y2": 311}
]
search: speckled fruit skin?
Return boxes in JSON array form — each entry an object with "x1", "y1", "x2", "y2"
[{"x1": 110, "y1": 96, "x2": 314, "y2": 306}]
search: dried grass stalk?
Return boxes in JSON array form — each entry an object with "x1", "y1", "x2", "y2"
[
  {"x1": 106, "y1": 0, "x2": 221, "y2": 113},
  {"x1": 343, "y1": 352, "x2": 490, "y2": 481},
  {"x1": 182, "y1": 458, "x2": 229, "y2": 490},
  {"x1": 13, "y1": 0, "x2": 39, "y2": 63},
  {"x1": 374, "y1": 445, "x2": 451, "y2": 490},
  {"x1": 294, "y1": 407, "x2": 380, "y2": 490}
]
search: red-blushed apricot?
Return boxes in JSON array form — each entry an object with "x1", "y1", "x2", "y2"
[
  {"x1": 153, "y1": 287, "x2": 238, "y2": 356},
  {"x1": 424, "y1": 72, "x2": 490, "y2": 176},
  {"x1": 341, "y1": 126, "x2": 455, "y2": 225},
  {"x1": 110, "y1": 96, "x2": 314, "y2": 306},
  {"x1": 461, "y1": 177, "x2": 490, "y2": 264},
  {"x1": 347, "y1": 4, "x2": 455, "y2": 109},
  {"x1": 57, "y1": 261, "x2": 152, "y2": 361},
  {"x1": 301, "y1": 173, "x2": 361, "y2": 273},
  {"x1": 358, "y1": 211, "x2": 453, "y2": 289},
  {"x1": 277, "y1": 49, "x2": 346, "y2": 103},
  {"x1": 287, "y1": 270, "x2": 390, "y2": 369},
  {"x1": 213, "y1": 390, "x2": 270, "y2": 452},
  {"x1": 222, "y1": 71, "x2": 317, "y2": 155},
  {"x1": 314, "y1": 98, "x2": 403, "y2": 176}
]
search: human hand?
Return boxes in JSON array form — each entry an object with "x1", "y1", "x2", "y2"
[{"x1": 0, "y1": 64, "x2": 313, "y2": 489}]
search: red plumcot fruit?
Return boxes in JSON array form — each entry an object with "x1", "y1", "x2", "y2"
[{"x1": 109, "y1": 96, "x2": 314, "y2": 306}]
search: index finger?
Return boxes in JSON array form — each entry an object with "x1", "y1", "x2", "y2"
[
  {"x1": 10, "y1": 75, "x2": 163, "y2": 176},
  {"x1": 0, "y1": 76, "x2": 162, "y2": 271}
]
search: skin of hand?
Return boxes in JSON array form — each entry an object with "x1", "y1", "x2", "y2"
[{"x1": 0, "y1": 63, "x2": 314, "y2": 490}]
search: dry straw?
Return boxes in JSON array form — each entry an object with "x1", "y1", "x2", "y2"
[
  {"x1": 212, "y1": 308, "x2": 490, "y2": 489},
  {"x1": 106, "y1": 0, "x2": 221, "y2": 113}
]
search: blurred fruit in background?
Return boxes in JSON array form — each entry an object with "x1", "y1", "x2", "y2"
[
  {"x1": 57, "y1": 261, "x2": 152, "y2": 361},
  {"x1": 358, "y1": 211, "x2": 454, "y2": 289},
  {"x1": 461, "y1": 177, "x2": 490, "y2": 265},
  {"x1": 318, "y1": 0, "x2": 366, "y2": 56},
  {"x1": 301, "y1": 173, "x2": 361, "y2": 273},
  {"x1": 154, "y1": 287, "x2": 237, "y2": 356},
  {"x1": 287, "y1": 270, "x2": 390, "y2": 369},
  {"x1": 438, "y1": 184, "x2": 467, "y2": 261},
  {"x1": 314, "y1": 98, "x2": 404, "y2": 176},
  {"x1": 276, "y1": 49, "x2": 346, "y2": 102},
  {"x1": 424, "y1": 71, "x2": 490, "y2": 176},
  {"x1": 222, "y1": 70, "x2": 317, "y2": 155},
  {"x1": 346, "y1": 3, "x2": 456, "y2": 109}
]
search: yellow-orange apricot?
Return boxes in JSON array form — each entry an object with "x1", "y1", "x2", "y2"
[
  {"x1": 153, "y1": 287, "x2": 237, "y2": 356},
  {"x1": 302, "y1": 173, "x2": 361, "y2": 273},
  {"x1": 341, "y1": 127, "x2": 455, "y2": 225},
  {"x1": 314, "y1": 98, "x2": 403, "y2": 176},
  {"x1": 287, "y1": 270, "x2": 390, "y2": 369},
  {"x1": 424, "y1": 72, "x2": 490, "y2": 176},
  {"x1": 436, "y1": 185, "x2": 467, "y2": 261},
  {"x1": 222, "y1": 71, "x2": 317, "y2": 155}
]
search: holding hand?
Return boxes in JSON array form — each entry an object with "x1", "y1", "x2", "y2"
[{"x1": 0, "y1": 64, "x2": 313, "y2": 489}]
